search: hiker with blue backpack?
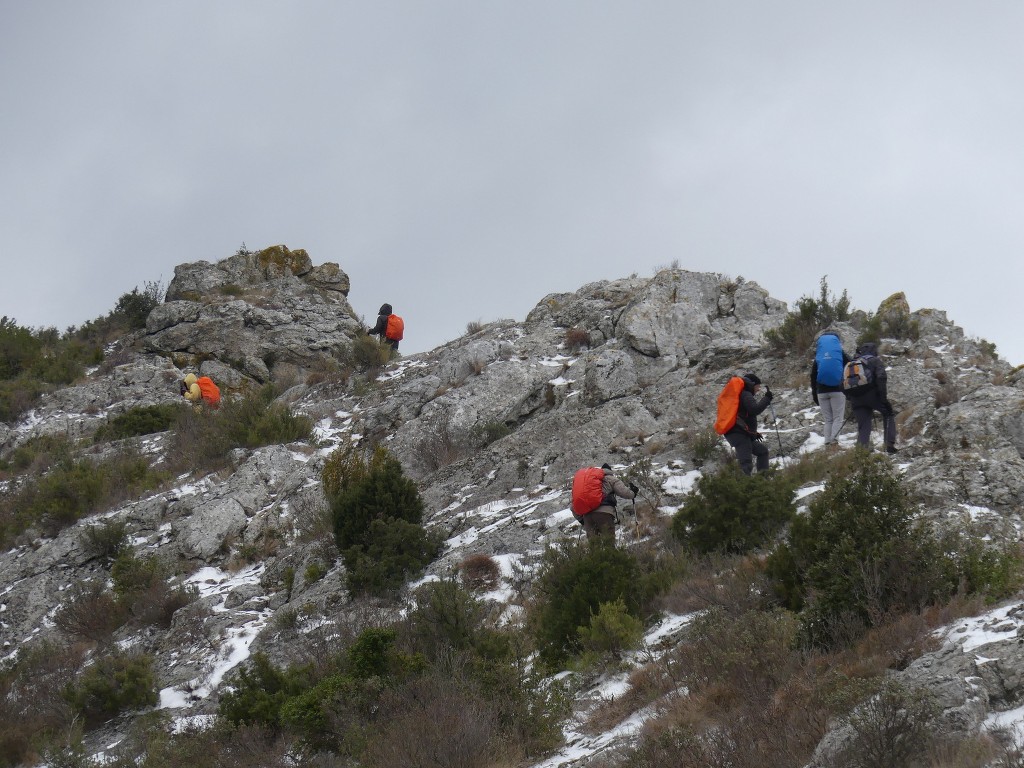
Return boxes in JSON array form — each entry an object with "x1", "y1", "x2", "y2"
[
  {"x1": 844, "y1": 341, "x2": 898, "y2": 454},
  {"x1": 811, "y1": 332, "x2": 851, "y2": 445}
]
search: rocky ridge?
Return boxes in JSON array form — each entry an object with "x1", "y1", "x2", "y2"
[{"x1": 1, "y1": 248, "x2": 1024, "y2": 766}]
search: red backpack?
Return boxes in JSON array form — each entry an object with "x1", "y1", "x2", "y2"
[
  {"x1": 714, "y1": 376, "x2": 745, "y2": 435},
  {"x1": 385, "y1": 314, "x2": 405, "y2": 341},
  {"x1": 196, "y1": 376, "x2": 221, "y2": 406},
  {"x1": 571, "y1": 467, "x2": 606, "y2": 516}
]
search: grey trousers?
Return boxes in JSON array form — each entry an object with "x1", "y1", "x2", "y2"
[
  {"x1": 725, "y1": 432, "x2": 770, "y2": 475},
  {"x1": 818, "y1": 391, "x2": 846, "y2": 443}
]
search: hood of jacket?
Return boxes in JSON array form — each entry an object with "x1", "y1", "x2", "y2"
[
  {"x1": 856, "y1": 341, "x2": 879, "y2": 357},
  {"x1": 184, "y1": 373, "x2": 198, "y2": 386},
  {"x1": 378, "y1": 303, "x2": 393, "y2": 316}
]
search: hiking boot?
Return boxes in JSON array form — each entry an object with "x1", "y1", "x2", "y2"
[{"x1": 885, "y1": 445, "x2": 899, "y2": 454}]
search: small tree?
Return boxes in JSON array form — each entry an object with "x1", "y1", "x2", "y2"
[
  {"x1": 325, "y1": 445, "x2": 439, "y2": 596},
  {"x1": 765, "y1": 276, "x2": 851, "y2": 355},
  {"x1": 672, "y1": 463, "x2": 796, "y2": 554}
]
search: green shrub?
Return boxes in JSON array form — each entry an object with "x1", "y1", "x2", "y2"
[
  {"x1": 764, "y1": 451, "x2": 1006, "y2": 648},
  {"x1": 111, "y1": 282, "x2": 163, "y2": 330},
  {"x1": 765, "y1": 276, "x2": 851, "y2": 356},
  {"x1": 0, "y1": 316, "x2": 40, "y2": 380},
  {"x1": 325, "y1": 446, "x2": 438, "y2": 596},
  {"x1": 0, "y1": 451, "x2": 167, "y2": 546},
  {"x1": 576, "y1": 598, "x2": 644, "y2": 659},
  {"x1": 303, "y1": 561, "x2": 327, "y2": 584},
  {"x1": 342, "y1": 518, "x2": 442, "y2": 597},
  {"x1": 94, "y1": 403, "x2": 181, "y2": 443},
  {"x1": 64, "y1": 652, "x2": 158, "y2": 728},
  {"x1": 110, "y1": 552, "x2": 195, "y2": 628},
  {"x1": 170, "y1": 384, "x2": 312, "y2": 471},
  {"x1": 671, "y1": 464, "x2": 796, "y2": 554},
  {"x1": 0, "y1": 433, "x2": 74, "y2": 476},
  {"x1": 350, "y1": 334, "x2": 392, "y2": 371},
  {"x1": 81, "y1": 519, "x2": 129, "y2": 564},
  {"x1": 472, "y1": 420, "x2": 512, "y2": 446},
  {"x1": 529, "y1": 540, "x2": 664, "y2": 669},
  {"x1": 218, "y1": 653, "x2": 312, "y2": 730},
  {"x1": 857, "y1": 311, "x2": 920, "y2": 346}
]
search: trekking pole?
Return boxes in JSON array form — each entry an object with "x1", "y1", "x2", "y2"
[{"x1": 767, "y1": 395, "x2": 784, "y2": 456}]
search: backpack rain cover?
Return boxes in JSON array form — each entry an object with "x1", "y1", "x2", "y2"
[
  {"x1": 815, "y1": 334, "x2": 844, "y2": 386},
  {"x1": 385, "y1": 314, "x2": 405, "y2": 341},
  {"x1": 714, "y1": 376, "x2": 746, "y2": 435},
  {"x1": 571, "y1": 467, "x2": 605, "y2": 516}
]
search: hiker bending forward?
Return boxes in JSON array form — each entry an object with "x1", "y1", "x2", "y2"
[
  {"x1": 585, "y1": 464, "x2": 637, "y2": 542},
  {"x1": 724, "y1": 373, "x2": 773, "y2": 475}
]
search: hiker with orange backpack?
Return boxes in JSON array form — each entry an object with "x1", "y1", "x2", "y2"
[
  {"x1": 714, "y1": 373, "x2": 773, "y2": 475},
  {"x1": 571, "y1": 463, "x2": 638, "y2": 543},
  {"x1": 180, "y1": 373, "x2": 221, "y2": 409},
  {"x1": 367, "y1": 303, "x2": 403, "y2": 354}
]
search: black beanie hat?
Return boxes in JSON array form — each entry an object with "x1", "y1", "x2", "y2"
[
  {"x1": 744, "y1": 373, "x2": 761, "y2": 385},
  {"x1": 601, "y1": 463, "x2": 612, "y2": 471}
]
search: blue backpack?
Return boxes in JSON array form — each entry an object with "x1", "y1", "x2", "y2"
[{"x1": 814, "y1": 334, "x2": 844, "y2": 387}]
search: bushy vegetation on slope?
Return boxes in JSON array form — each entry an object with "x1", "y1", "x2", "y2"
[{"x1": 0, "y1": 282, "x2": 163, "y2": 422}]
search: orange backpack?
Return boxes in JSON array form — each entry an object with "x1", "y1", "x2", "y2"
[
  {"x1": 385, "y1": 314, "x2": 405, "y2": 341},
  {"x1": 571, "y1": 467, "x2": 606, "y2": 516},
  {"x1": 196, "y1": 376, "x2": 221, "y2": 406},
  {"x1": 713, "y1": 376, "x2": 745, "y2": 435}
]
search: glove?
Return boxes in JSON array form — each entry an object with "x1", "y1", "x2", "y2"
[
  {"x1": 763, "y1": 388, "x2": 773, "y2": 403},
  {"x1": 752, "y1": 431, "x2": 764, "y2": 442},
  {"x1": 628, "y1": 482, "x2": 639, "y2": 495}
]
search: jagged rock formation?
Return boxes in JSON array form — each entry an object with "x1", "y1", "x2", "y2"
[
  {"x1": 146, "y1": 244, "x2": 360, "y2": 384},
  {"x1": 1, "y1": 248, "x2": 1024, "y2": 765}
]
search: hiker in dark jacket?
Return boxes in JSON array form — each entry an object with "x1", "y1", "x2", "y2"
[
  {"x1": 847, "y1": 342, "x2": 898, "y2": 453},
  {"x1": 367, "y1": 303, "x2": 399, "y2": 352},
  {"x1": 584, "y1": 463, "x2": 638, "y2": 543},
  {"x1": 725, "y1": 373, "x2": 774, "y2": 475},
  {"x1": 810, "y1": 333, "x2": 851, "y2": 445}
]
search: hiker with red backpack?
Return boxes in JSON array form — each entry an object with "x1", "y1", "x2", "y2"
[
  {"x1": 367, "y1": 302, "x2": 404, "y2": 353},
  {"x1": 714, "y1": 373, "x2": 774, "y2": 475},
  {"x1": 571, "y1": 463, "x2": 638, "y2": 543},
  {"x1": 844, "y1": 341, "x2": 898, "y2": 454},
  {"x1": 180, "y1": 373, "x2": 221, "y2": 409}
]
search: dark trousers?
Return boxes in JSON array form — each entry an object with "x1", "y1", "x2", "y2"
[
  {"x1": 725, "y1": 432, "x2": 769, "y2": 475},
  {"x1": 853, "y1": 404, "x2": 897, "y2": 449},
  {"x1": 582, "y1": 510, "x2": 617, "y2": 542}
]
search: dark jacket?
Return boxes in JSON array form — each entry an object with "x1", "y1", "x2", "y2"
[
  {"x1": 368, "y1": 303, "x2": 399, "y2": 350},
  {"x1": 847, "y1": 342, "x2": 888, "y2": 408},
  {"x1": 728, "y1": 377, "x2": 772, "y2": 437}
]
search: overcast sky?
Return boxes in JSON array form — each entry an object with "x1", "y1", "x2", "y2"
[{"x1": 2, "y1": 2, "x2": 1021, "y2": 365}]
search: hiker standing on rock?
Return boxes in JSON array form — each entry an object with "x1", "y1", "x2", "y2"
[
  {"x1": 811, "y1": 331, "x2": 850, "y2": 446},
  {"x1": 367, "y1": 303, "x2": 403, "y2": 353},
  {"x1": 717, "y1": 373, "x2": 773, "y2": 475},
  {"x1": 846, "y1": 341, "x2": 898, "y2": 454}
]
